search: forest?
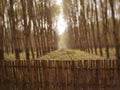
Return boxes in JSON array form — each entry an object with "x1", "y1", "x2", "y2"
[
  {"x1": 0, "y1": 0, "x2": 120, "y2": 60},
  {"x1": 0, "y1": 0, "x2": 120, "y2": 89},
  {"x1": 0, "y1": 0, "x2": 59, "y2": 60},
  {"x1": 63, "y1": 0, "x2": 120, "y2": 59}
]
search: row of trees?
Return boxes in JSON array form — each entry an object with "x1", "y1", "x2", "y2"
[
  {"x1": 63, "y1": 0, "x2": 120, "y2": 59},
  {"x1": 0, "y1": 0, "x2": 59, "y2": 60}
]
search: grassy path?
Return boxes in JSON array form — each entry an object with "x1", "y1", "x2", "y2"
[{"x1": 39, "y1": 49, "x2": 105, "y2": 60}]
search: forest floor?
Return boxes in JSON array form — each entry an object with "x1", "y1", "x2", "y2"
[
  {"x1": 39, "y1": 49, "x2": 105, "y2": 60},
  {"x1": 5, "y1": 49, "x2": 116, "y2": 60}
]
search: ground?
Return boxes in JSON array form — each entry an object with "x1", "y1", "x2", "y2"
[
  {"x1": 39, "y1": 49, "x2": 105, "y2": 60},
  {"x1": 5, "y1": 49, "x2": 116, "y2": 60}
]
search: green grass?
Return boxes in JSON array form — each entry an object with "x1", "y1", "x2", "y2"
[
  {"x1": 4, "y1": 48, "x2": 116, "y2": 60},
  {"x1": 92, "y1": 48, "x2": 116, "y2": 59},
  {"x1": 39, "y1": 49, "x2": 105, "y2": 60},
  {"x1": 4, "y1": 51, "x2": 36, "y2": 61}
]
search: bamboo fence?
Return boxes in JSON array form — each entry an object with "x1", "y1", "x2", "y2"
[{"x1": 0, "y1": 60, "x2": 120, "y2": 90}]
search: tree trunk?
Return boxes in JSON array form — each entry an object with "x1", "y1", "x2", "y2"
[
  {"x1": 9, "y1": 0, "x2": 20, "y2": 60},
  {"x1": 0, "y1": 16, "x2": 4, "y2": 60},
  {"x1": 21, "y1": 0, "x2": 30, "y2": 60},
  {"x1": 94, "y1": 0, "x2": 103, "y2": 56},
  {"x1": 109, "y1": 0, "x2": 120, "y2": 59}
]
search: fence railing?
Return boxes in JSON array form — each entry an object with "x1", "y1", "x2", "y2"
[{"x1": 0, "y1": 60, "x2": 120, "y2": 90}]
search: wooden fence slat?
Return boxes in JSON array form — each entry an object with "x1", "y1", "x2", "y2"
[{"x1": 0, "y1": 60, "x2": 120, "y2": 90}]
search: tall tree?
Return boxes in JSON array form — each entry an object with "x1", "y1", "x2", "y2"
[
  {"x1": 93, "y1": 0, "x2": 103, "y2": 56},
  {"x1": 0, "y1": 11, "x2": 4, "y2": 60},
  {"x1": 9, "y1": 0, "x2": 20, "y2": 60},
  {"x1": 21, "y1": 0, "x2": 30, "y2": 60},
  {"x1": 109, "y1": 0, "x2": 120, "y2": 59},
  {"x1": 100, "y1": 0, "x2": 110, "y2": 58}
]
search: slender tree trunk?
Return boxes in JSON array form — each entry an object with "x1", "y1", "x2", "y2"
[
  {"x1": 21, "y1": 0, "x2": 30, "y2": 60},
  {"x1": 94, "y1": 0, "x2": 103, "y2": 56},
  {"x1": 109, "y1": 0, "x2": 120, "y2": 59},
  {"x1": 9, "y1": 0, "x2": 20, "y2": 60},
  {"x1": 0, "y1": 15, "x2": 4, "y2": 60},
  {"x1": 100, "y1": 0, "x2": 109, "y2": 58}
]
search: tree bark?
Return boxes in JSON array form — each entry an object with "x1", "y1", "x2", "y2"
[
  {"x1": 9, "y1": 0, "x2": 20, "y2": 60},
  {"x1": 109, "y1": 0, "x2": 120, "y2": 59},
  {"x1": 0, "y1": 15, "x2": 4, "y2": 60},
  {"x1": 94, "y1": 0, "x2": 103, "y2": 56}
]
